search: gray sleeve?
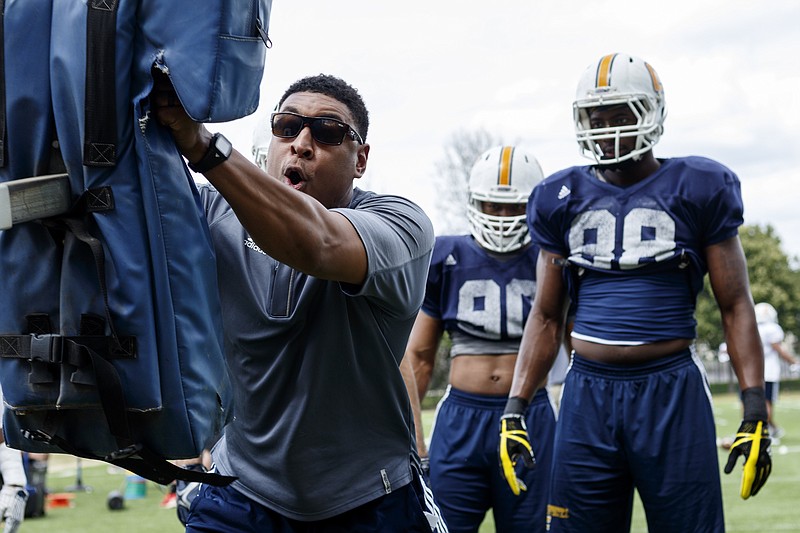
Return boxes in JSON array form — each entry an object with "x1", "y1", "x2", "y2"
[{"x1": 334, "y1": 194, "x2": 434, "y2": 317}]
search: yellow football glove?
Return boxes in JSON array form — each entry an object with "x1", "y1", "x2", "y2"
[
  {"x1": 498, "y1": 396, "x2": 536, "y2": 496},
  {"x1": 723, "y1": 387, "x2": 772, "y2": 499},
  {"x1": 723, "y1": 420, "x2": 771, "y2": 499}
]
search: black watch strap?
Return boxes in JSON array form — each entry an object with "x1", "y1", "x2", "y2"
[{"x1": 188, "y1": 133, "x2": 232, "y2": 174}]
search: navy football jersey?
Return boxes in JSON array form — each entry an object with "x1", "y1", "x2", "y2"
[
  {"x1": 527, "y1": 156, "x2": 743, "y2": 344},
  {"x1": 422, "y1": 235, "x2": 537, "y2": 352}
]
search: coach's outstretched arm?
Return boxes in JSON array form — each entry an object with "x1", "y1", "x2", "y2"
[
  {"x1": 708, "y1": 236, "x2": 772, "y2": 499},
  {"x1": 152, "y1": 73, "x2": 369, "y2": 285},
  {"x1": 499, "y1": 249, "x2": 568, "y2": 495}
]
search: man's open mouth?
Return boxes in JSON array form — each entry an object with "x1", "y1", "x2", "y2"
[{"x1": 285, "y1": 169, "x2": 305, "y2": 189}]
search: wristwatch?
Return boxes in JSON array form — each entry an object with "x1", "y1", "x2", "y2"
[{"x1": 188, "y1": 133, "x2": 233, "y2": 174}]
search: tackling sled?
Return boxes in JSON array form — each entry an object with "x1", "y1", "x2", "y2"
[{"x1": 0, "y1": 0, "x2": 272, "y2": 484}]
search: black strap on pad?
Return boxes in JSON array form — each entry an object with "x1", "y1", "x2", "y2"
[{"x1": 83, "y1": 0, "x2": 118, "y2": 166}]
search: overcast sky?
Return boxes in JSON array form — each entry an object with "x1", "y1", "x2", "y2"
[{"x1": 216, "y1": 0, "x2": 800, "y2": 260}]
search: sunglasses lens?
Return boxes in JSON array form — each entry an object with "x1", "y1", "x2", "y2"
[
  {"x1": 310, "y1": 119, "x2": 348, "y2": 145},
  {"x1": 272, "y1": 113, "x2": 303, "y2": 138},
  {"x1": 271, "y1": 113, "x2": 354, "y2": 145}
]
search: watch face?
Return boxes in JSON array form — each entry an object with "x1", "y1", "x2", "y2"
[{"x1": 216, "y1": 134, "x2": 233, "y2": 158}]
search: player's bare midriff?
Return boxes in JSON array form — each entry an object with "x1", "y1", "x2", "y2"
[
  {"x1": 449, "y1": 353, "x2": 517, "y2": 396},
  {"x1": 572, "y1": 337, "x2": 693, "y2": 364}
]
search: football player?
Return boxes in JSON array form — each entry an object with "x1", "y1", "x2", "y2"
[
  {"x1": 500, "y1": 53, "x2": 771, "y2": 532},
  {"x1": 754, "y1": 302, "x2": 798, "y2": 442},
  {"x1": 405, "y1": 146, "x2": 560, "y2": 532}
]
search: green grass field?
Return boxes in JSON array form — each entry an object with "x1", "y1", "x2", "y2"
[
  {"x1": 19, "y1": 458, "x2": 184, "y2": 533},
  {"x1": 12, "y1": 391, "x2": 800, "y2": 532}
]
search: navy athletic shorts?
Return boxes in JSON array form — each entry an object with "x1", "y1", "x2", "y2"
[
  {"x1": 429, "y1": 386, "x2": 556, "y2": 532},
  {"x1": 184, "y1": 465, "x2": 447, "y2": 532},
  {"x1": 765, "y1": 381, "x2": 778, "y2": 404},
  {"x1": 546, "y1": 348, "x2": 724, "y2": 533}
]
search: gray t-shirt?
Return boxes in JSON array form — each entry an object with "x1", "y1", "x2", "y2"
[{"x1": 198, "y1": 185, "x2": 434, "y2": 521}]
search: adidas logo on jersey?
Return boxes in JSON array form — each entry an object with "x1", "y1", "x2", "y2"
[
  {"x1": 557, "y1": 185, "x2": 571, "y2": 199},
  {"x1": 244, "y1": 236, "x2": 267, "y2": 255},
  {"x1": 445, "y1": 254, "x2": 457, "y2": 266}
]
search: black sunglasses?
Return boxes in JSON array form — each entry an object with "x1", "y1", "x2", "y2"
[{"x1": 270, "y1": 112, "x2": 364, "y2": 146}]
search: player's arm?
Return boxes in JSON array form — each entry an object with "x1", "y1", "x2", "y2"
[
  {"x1": 773, "y1": 342, "x2": 798, "y2": 366},
  {"x1": 402, "y1": 311, "x2": 444, "y2": 459},
  {"x1": 499, "y1": 249, "x2": 568, "y2": 495},
  {"x1": 708, "y1": 236, "x2": 763, "y2": 390},
  {"x1": 707, "y1": 235, "x2": 771, "y2": 498},
  {"x1": 509, "y1": 249, "x2": 569, "y2": 402},
  {"x1": 405, "y1": 311, "x2": 445, "y2": 402},
  {"x1": 400, "y1": 354, "x2": 428, "y2": 459}
]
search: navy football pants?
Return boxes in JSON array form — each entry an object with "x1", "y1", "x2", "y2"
[
  {"x1": 184, "y1": 467, "x2": 446, "y2": 532},
  {"x1": 429, "y1": 387, "x2": 556, "y2": 532},
  {"x1": 546, "y1": 349, "x2": 724, "y2": 533}
]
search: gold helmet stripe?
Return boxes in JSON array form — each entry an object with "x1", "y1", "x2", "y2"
[
  {"x1": 645, "y1": 62, "x2": 663, "y2": 92},
  {"x1": 498, "y1": 146, "x2": 514, "y2": 186},
  {"x1": 595, "y1": 53, "x2": 617, "y2": 87}
]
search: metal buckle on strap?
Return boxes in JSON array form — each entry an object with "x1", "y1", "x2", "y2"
[
  {"x1": 21, "y1": 429, "x2": 54, "y2": 444},
  {"x1": 29, "y1": 334, "x2": 63, "y2": 363},
  {"x1": 105, "y1": 444, "x2": 142, "y2": 462}
]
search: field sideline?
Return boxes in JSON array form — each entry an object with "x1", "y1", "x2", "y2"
[{"x1": 12, "y1": 390, "x2": 800, "y2": 532}]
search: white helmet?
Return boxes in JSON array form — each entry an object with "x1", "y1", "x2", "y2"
[
  {"x1": 754, "y1": 302, "x2": 778, "y2": 324},
  {"x1": 573, "y1": 53, "x2": 667, "y2": 164},
  {"x1": 467, "y1": 146, "x2": 544, "y2": 253},
  {"x1": 252, "y1": 114, "x2": 271, "y2": 171}
]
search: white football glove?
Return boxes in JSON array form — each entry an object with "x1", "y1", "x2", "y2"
[
  {"x1": 0, "y1": 442, "x2": 27, "y2": 533},
  {"x1": 0, "y1": 485, "x2": 27, "y2": 533}
]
